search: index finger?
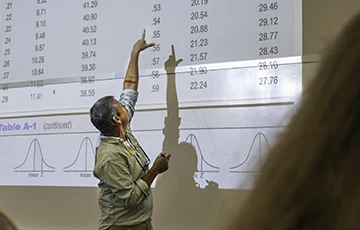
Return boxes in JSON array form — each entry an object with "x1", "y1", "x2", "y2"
[
  {"x1": 171, "y1": 44, "x2": 175, "y2": 57},
  {"x1": 141, "y1": 29, "x2": 146, "y2": 40}
]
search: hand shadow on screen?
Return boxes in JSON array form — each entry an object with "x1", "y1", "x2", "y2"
[{"x1": 152, "y1": 45, "x2": 220, "y2": 230}]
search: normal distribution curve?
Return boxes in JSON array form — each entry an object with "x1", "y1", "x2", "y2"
[
  {"x1": 63, "y1": 137, "x2": 95, "y2": 172},
  {"x1": 185, "y1": 132, "x2": 270, "y2": 172},
  {"x1": 185, "y1": 133, "x2": 220, "y2": 173},
  {"x1": 14, "y1": 138, "x2": 55, "y2": 172},
  {"x1": 230, "y1": 132, "x2": 270, "y2": 172}
]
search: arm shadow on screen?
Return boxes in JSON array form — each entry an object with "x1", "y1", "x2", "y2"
[{"x1": 151, "y1": 45, "x2": 250, "y2": 230}]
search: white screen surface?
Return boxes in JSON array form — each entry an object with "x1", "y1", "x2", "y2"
[{"x1": 0, "y1": 0, "x2": 302, "y2": 189}]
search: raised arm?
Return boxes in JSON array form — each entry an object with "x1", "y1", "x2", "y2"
[
  {"x1": 165, "y1": 45, "x2": 183, "y2": 118},
  {"x1": 162, "y1": 45, "x2": 183, "y2": 150},
  {"x1": 123, "y1": 29, "x2": 155, "y2": 91}
]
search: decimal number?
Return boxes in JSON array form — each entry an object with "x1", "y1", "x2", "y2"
[
  {"x1": 35, "y1": 32, "x2": 46, "y2": 40},
  {"x1": 82, "y1": 38, "x2": 97, "y2": 46},
  {"x1": 81, "y1": 63, "x2": 96, "y2": 72},
  {"x1": 259, "y1": 46, "x2": 278, "y2": 56},
  {"x1": 190, "y1": 81, "x2": 207, "y2": 90},
  {"x1": 80, "y1": 76, "x2": 95, "y2": 84},
  {"x1": 82, "y1": 51, "x2": 96, "y2": 59},
  {"x1": 36, "y1": 20, "x2": 47, "y2": 28},
  {"x1": 259, "y1": 2, "x2": 278, "y2": 12},
  {"x1": 191, "y1": 0, "x2": 208, "y2": 7},
  {"x1": 31, "y1": 68, "x2": 45, "y2": 76},
  {"x1": 151, "y1": 57, "x2": 160, "y2": 65},
  {"x1": 190, "y1": 38, "x2": 208, "y2": 48},
  {"x1": 36, "y1": 8, "x2": 46, "y2": 16},
  {"x1": 190, "y1": 25, "x2": 208, "y2": 34},
  {"x1": 151, "y1": 44, "x2": 160, "y2": 52},
  {"x1": 35, "y1": 44, "x2": 46, "y2": 52},
  {"x1": 83, "y1": 1, "x2": 98, "y2": 8},
  {"x1": 32, "y1": 56, "x2": 45, "y2": 64},
  {"x1": 150, "y1": 84, "x2": 159, "y2": 93},
  {"x1": 259, "y1": 76, "x2": 278, "y2": 85},
  {"x1": 259, "y1": 61, "x2": 278, "y2": 70},
  {"x1": 190, "y1": 11, "x2": 208, "y2": 20},
  {"x1": 80, "y1": 89, "x2": 96, "y2": 97},
  {"x1": 259, "y1": 17, "x2": 278, "y2": 27},
  {"x1": 189, "y1": 66, "x2": 208, "y2": 75},
  {"x1": 30, "y1": 80, "x2": 44, "y2": 87},
  {"x1": 151, "y1": 70, "x2": 160, "y2": 79},
  {"x1": 30, "y1": 93, "x2": 43, "y2": 100},
  {"x1": 83, "y1": 13, "x2": 98, "y2": 21},
  {"x1": 152, "y1": 17, "x2": 160, "y2": 25},
  {"x1": 152, "y1": 30, "x2": 161, "y2": 39},
  {"x1": 152, "y1": 4, "x2": 161, "y2": 12},
  {"x1": 83, "y1": 26, "x2": 97, "y2": 34},
  {"x1": 259, "y1": 31, "x2": 278, "y2": 41},
  {"x1": 190, "y1": 52, "x2": 208, "y2": 62}
]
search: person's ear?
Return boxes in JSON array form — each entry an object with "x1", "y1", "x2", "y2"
[{"x1": 113, "y1": 115, "x2": 122, "y2": 124}]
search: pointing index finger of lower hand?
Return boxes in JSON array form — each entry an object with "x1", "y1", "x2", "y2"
[
  {"x1": 171, "y1": 44, "x2": 175, "y2": 58},
  {"x1": 142, "y1": 29, "x2": 146, "y2": 40}
]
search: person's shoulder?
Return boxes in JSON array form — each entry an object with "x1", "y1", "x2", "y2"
[
  {"x1": 97, "y1": 139, "x2": 133, "y2": 162},
  {"x1": 96, "y1": 141, "x2": 121, "y2": 163}
]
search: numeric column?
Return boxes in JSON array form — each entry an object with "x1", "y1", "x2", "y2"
[
  {"x1": 188, "y1": 0, "x2": 209, "y2": 91},
  {"x1": 148, "y1": 2, "x2": 162, "y2": 94},
  {"x1": 79, "y1": 0, "x2": 99, "y2": 99},
  {"x1": 257, "y1": 2, "x2": 279, "y2": 58},
  {"x1": 257, "y1": 1, "x2": 280, "y2": 87},
  {"x1": 1, "y1": 0, "x2": 14, "y2": 104},
  {"x1": 30, "y1": 0, "x2": 48, "y2": 102}
]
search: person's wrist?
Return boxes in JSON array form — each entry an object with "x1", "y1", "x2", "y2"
[
  {"x1": 131, "y1": 49, "x2": 140, "y2": 57},
  {"x1": 149, "y1": 167, "x2": 159, "y2": 176},
  {"x1": 165, "y1": 68, "x2": 176, "y2": 74}
]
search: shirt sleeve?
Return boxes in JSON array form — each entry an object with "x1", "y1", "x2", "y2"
[
  {"x1": 119, "y1": 89, "x2": 139, "y2": 121},
  {"x1": 99, "y1": 159, "x2": 150, "y2": 208}
]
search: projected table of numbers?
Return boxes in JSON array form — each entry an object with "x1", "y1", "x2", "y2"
[{"x1": 0, "y1": 0, "x2": 302, "y2": 117}]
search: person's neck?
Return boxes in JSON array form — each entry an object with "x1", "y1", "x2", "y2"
[
  {"x1": 113, "y1": 125, "x2": 128, "y2": 141},
  {"x1": 120, "y1": 130, "x2": 127, "y2": 141}
]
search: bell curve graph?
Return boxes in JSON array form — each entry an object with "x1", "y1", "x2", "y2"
[
  {"x1": 63, "y1": 137, "x2": 95, "y2": 173},
  {"x1": 183, "y1": 129, "x2": 273, "y2": 174},
  {"x1": 11, "y1": 130, "x2": 275, "y2": 175},
  {"x1": 229, "y1": 132, "x2": 270, "y2": 173},
  {"x1": 14, "y1": 138, "x2": 55, "y2": 173},
  {"x1": 185, "y1": 134, "x2": 220, "y2": 173}
]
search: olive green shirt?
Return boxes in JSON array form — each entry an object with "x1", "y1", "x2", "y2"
[{"x1": 93, "y1": 89, "x2": 153, "y2": 230}]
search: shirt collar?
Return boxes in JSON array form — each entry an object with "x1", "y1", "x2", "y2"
[{"x1": 100, "y1": 134, "x2": 124, "y2": 145}]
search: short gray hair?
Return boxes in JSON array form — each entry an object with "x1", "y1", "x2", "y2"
[{"x1": 89, "y1": 96, "x2": 119, "y2": 136}]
